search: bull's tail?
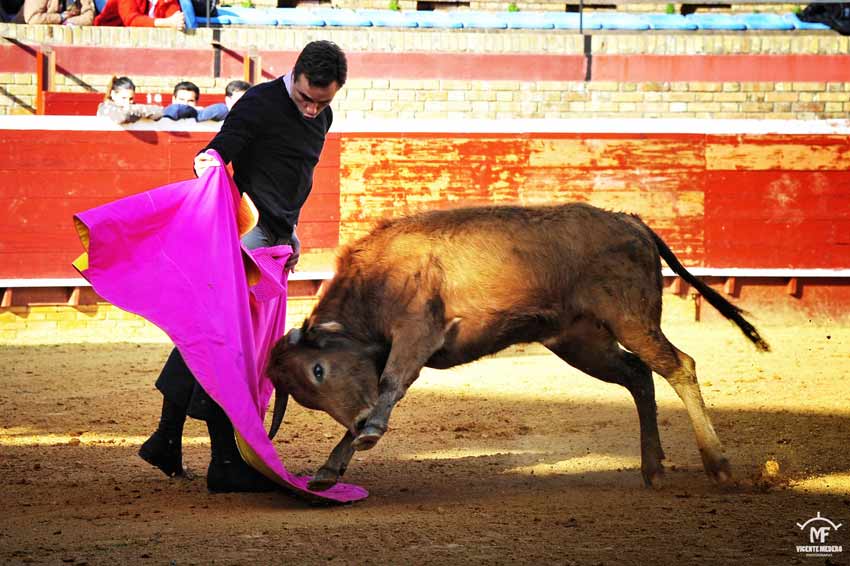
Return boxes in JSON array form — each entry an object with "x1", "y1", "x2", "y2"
[{"x1": 650, "y1": 230, "x2": 770, "y2": 352}]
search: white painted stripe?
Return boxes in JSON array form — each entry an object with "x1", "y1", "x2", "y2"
[
  {"x1": 661, "y1": 268, "x2": 850, "y2": 277},
  {"x1": 3, "y1": 115, "x2": 850, "y2": 135},
  {"x1": 2, "y1": 269, "x2": 849, "y2": 288},
  {"x1": 0, "y1": 271, "x2": 337, "y2": 288},
  {"x1": 0, "y1": 115, "x2": 221, "y2": 132},
  {"x1": 333, "y1": 118, "x2": 850, "y2": 135}
]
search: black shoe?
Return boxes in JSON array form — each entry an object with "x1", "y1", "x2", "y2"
[
  {"x1": 206, "y1": 459, "x2": 280, "y2": 493},
  {"x1": 139, "y1": 430, "x2": 185, "y2": 478}
]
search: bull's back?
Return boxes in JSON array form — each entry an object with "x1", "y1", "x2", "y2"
[{"x1": 346, "y1": 203, "x2": 661, "y2": 364}]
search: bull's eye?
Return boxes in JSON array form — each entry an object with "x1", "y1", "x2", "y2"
[{"x1": 312, "y1": 363, "x2": 325, "y2": 383}]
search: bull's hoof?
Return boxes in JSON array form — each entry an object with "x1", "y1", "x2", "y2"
[
  {"x1": 308, "y1": 468, "x2": 339, "y2": 492},
  {"x1": 701, "y1": 452, "x2": 733, "y2": 485},
  {"x1": 352, "y1": 426, "x2": 383, "y2": 451},
  {"x1": 641, "y1": 464, "x2": 664, "y2": 490}
]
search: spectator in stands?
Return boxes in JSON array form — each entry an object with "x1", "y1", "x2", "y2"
[
  {"x1": 96, "y1": 76, "x2": 164, "y2": 123},
  {"x1": 195, "y1": 79, "x2": 251, "y2": 122},
  {"x1": 172, "y1": 80, "x2": 200, "y2": 106},
  {"x1": 162, "y1": 80, "x2": 201, "y2": 120},
  {"x1": 139, "y1": 41, "x2": 348, "y2": 493},
  {"x1": 13, "y1": 0, "x2": 94, "y2": 25},
  {"x1": 93, "y1": 0, "x2": 184, "y2": 29}
]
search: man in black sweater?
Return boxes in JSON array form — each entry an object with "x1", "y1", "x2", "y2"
[{"x1": 139, "y1": 40, "x2": 348, "y2": 493}]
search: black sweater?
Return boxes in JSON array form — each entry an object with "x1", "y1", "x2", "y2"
[{"x1": 203, "y1": 78, "x2": 332, "y2": 240}]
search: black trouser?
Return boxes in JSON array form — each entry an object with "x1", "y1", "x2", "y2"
[{"x1": 155, "y1": 348, "x2": 221, "y2": 421}]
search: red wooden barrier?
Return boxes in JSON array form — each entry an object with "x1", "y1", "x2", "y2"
[
  {"x1": 2, "y1": 118, "x2": 848, "y2": 283},
  {"x1": 42, "y1": 92, "x2": 175, "y2": 116},
  {"x1": 0, "y1": 126, "x2": 341, "y2": 279}
]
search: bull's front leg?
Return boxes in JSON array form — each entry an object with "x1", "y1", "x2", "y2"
[
  {"x1": 353, "y1": 366, "x2": 422, "y2": 451},
  {"x1": 308, "y1": 431, "x2": 355, "y2": 491},
  {"x1": 353, "y1": 318, "x2": 458, "y2": 451}
]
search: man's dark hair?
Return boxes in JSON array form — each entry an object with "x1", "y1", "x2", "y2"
[
  {"x1": 111, "y1": 76, "x2": 135, "y2": 92},
  {"x1": 173, "y1": 81, "x2": 201, "y2": 101},
  {"x1": 225, "y1": 80, "x2": 251, "y2": 97},
  {"x1": 293, "y1": 40, "x2": 347, "y2": 88}
]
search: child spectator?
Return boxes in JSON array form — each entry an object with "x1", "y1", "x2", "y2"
[
  {"x1": 96, "y1": 76, "x2": 164, "y2": 124},
  {"x1": 93, "y1": 0, "x2": 184, "y2": 29},
  {"x1": 195, "y1": 80, "x2": 251, "y2": 122},
  {"x1": 13, "y1": 0, "x2": 94, "y2": 25}
]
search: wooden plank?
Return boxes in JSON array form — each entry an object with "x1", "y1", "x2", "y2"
[
  {"x1": 0, "y1": 140, "x2": 169, "y2": 170},
  {"x1": 706, "y1": 135, "x2": 850, "y2": 171},
  {"x1": 0, "y1": 169, "x2": 171, "y2": 198},
  {"x1": 340, "y1": 133, "x2": 707, "y2": 260},
  {"x1": 705, "y1": 170, "x2": 850, "y2": 269},
  {"x1": 528, "y1": 137, "x2": 705, "y2": 169}
]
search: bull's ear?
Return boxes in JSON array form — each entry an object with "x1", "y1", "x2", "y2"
[{"x1": 304, "y1": 321, "x2": 346, "y2": 349}]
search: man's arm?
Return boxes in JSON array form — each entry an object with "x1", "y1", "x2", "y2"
[
  {"x1": 66, "y1": 0, "x2": 95, "y2": 25},
  {"x1": 200, "y1": 91, "x2": 262, "y2": 165},
  {"x1": 22, "y1": 0, "x2": 63, "y2": 24}
]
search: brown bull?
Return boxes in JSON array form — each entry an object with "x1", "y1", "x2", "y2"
[{"x1": 267, "y1": 203, "x2": 770, "y2": 492}]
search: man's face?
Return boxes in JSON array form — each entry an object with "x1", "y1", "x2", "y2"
[
  {"x1": 173, "y1": 89, "x2": 198, "y2": 107},
  {"x1": 225, "y1": 89, "x2": 247, "y2": 110},
  {"x1": 290, "y1": 73, "x2": 340, "y2": 120},
  {"x1": 111, "y1": 89, "x2": 134, "y2": 109}
]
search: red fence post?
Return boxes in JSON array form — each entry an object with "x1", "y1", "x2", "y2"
[{"x1": 35, "y1": 47, "x2": 56, "y2": 115}]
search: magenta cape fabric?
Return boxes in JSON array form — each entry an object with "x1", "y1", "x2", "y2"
[{"x1": 73, "y1": 152, "x2": 367, "y2": 504}]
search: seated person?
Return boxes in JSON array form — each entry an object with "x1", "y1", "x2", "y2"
[
  {"x1": 162, "y1": 80, "x2": 201, "y2": 120},
  {"x1": 96, "y1": 76, "x2": 164, "y2": 124},
  {"x1": 195, "y1": 80, "x2": 251, "y2": 122},
  {"x1": 13, "y1": 0, "x2": 94, "y2": 24},
  {"x1": 94, "y1": 0, "x2": 184, "y2": 29}
]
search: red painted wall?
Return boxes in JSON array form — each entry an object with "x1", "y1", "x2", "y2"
[
  {"x1": 1, "y1": 125, "x2": 847, "y2": 280},
  {"x1": 3, "y1": 43, "x2": 850, "y2": 83},
  {"x1": 0, "y1": 129, "x2": 341, "y2": 279}
]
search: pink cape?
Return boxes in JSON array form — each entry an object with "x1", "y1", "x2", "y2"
[{"x1": 72, "y1": 151, "x2": 368, "y2": 504}]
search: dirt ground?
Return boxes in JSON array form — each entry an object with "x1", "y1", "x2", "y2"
[{"x1": 1, "y1": 319, "x2": 849, "y2": 565}]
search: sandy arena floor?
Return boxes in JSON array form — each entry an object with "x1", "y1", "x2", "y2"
[{"x1": 1, "y1": 320, "x2": 848, "y2": 565}]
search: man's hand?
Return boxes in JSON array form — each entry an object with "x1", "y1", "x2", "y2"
[
  {"x1": 155, "y1": 11, "x2": 185, "y2": 30},
  {"x1": 193, "y1": 152, "x2": 219, "y2": 177},
  {"x1": 285, "y1": 230, "x2": 301, "y2": 272}
]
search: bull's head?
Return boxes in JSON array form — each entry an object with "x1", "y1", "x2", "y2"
[{"x1": 266, "y1": 321, "x2": 386, "y2": 440}]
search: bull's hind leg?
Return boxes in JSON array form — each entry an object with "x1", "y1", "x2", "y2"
[
  {"x1": 545, "y1": 321, "x2": 666, "y2": 488},
  {"x1": 615, "y1": 324, "x2": 731, "y2": 484}
]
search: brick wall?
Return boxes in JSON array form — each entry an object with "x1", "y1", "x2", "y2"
[{"x1": 2, "y1": 24, "x2": 849, "y2": 119}]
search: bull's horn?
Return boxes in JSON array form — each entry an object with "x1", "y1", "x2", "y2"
[
  {"x1": 285, "y1": 327, "x2": 302, "y2": 345},
  {"x1": 268, "y1": 388, "x2": 289, "y2": 440},
  {"x1": 316, "y1": 321, "x2": 345, "y2": 333}
]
